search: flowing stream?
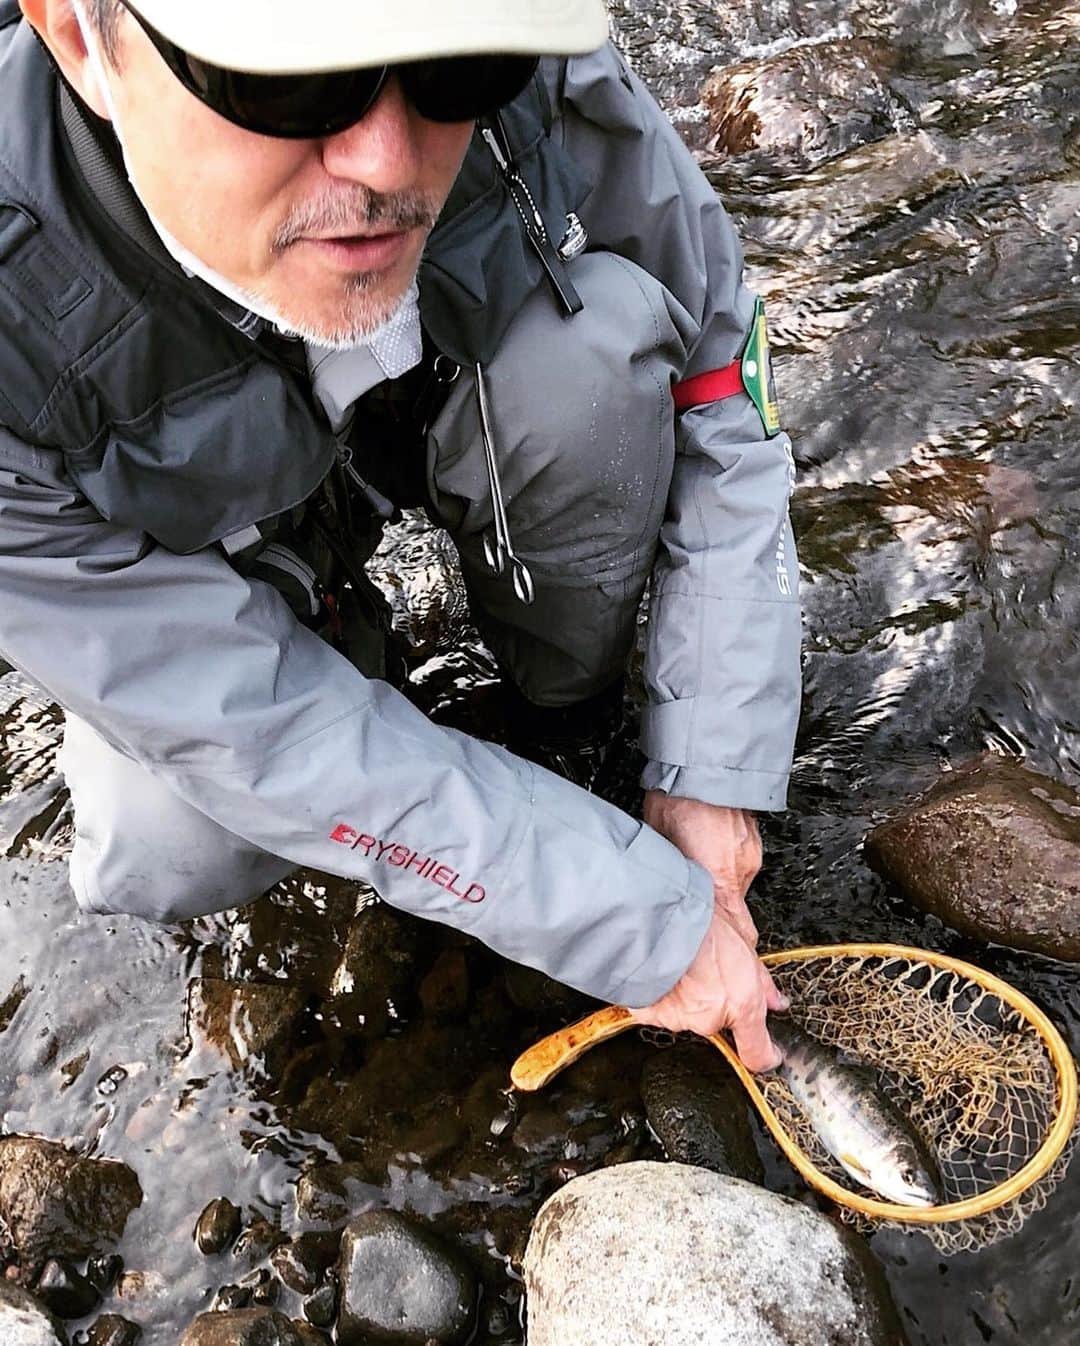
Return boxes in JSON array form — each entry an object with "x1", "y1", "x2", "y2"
[{"x1": 1, "y1": 2, "x2": 1078, "y2": 1342}]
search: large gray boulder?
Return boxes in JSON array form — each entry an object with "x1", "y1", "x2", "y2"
[
  {"x1": 866, "y1": 755, "x2": 1080, "y2": 961},
  {"x1": 0, "y1": 1281, "x2": 68, "y2": 1346},
  {"x1": 524, "y1": 1163, "x2": 906, "y2": 1346}
]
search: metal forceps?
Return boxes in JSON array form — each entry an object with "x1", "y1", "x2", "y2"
[{"x1": 475, "y1": 363, "x2": 536, "y2": 606}]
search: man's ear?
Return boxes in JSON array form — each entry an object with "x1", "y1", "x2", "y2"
[{"x1": 19, "y1": 0, "x2": 113, "y2": 119}]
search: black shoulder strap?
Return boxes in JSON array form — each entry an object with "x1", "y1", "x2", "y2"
[
  {"x1": 0, "y1": 1, "x2": 20, "y2": 34},
  {"x1": 59, "y1": 85, "x2": 269, "y2": 338},
  {"x1": 58, "y1": 86, "x2": 164, "y2": 258}
]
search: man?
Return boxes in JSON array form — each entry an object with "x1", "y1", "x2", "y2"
[{"x1": 0, "y1": 0, "x2": 800, "y2": 1070}]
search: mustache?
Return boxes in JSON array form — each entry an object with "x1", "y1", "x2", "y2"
[{"x1": 273, "y1": 187, "x2": 441, "y2": 251}]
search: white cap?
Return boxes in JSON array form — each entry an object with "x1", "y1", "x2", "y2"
[{"x1": 124, "y1": 0, "x2": 610, "y2": 74}]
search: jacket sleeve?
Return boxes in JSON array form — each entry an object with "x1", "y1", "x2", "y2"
[
  {"x1": 0, "y1": 435, "x2": 711, "y2": 1005},
  {"x1": 549, "y1": 44, "x2": 802, "y2": 811}
]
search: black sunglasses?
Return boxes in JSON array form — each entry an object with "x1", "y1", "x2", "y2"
[{"x1": 119, "y1": 1, "x2": 540, "y2": 139}]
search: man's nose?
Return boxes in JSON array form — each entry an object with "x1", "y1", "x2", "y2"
[{"x1": 319, "y1": 75, "x2": 422, "y2": 192}]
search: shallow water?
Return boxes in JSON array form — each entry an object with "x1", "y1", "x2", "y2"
[{"x1": 2, "y1": 2, "x2": 1079, "y2": 1342}]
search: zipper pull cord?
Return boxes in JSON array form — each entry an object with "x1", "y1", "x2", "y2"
[
  {"x1": 335, "y1": 442, "x2": 397, "y2": 522},
  {"x1": 481, "y1": 119, "x2": 584, "y2": 319}
]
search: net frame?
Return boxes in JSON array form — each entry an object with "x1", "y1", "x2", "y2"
[{"x1": 510, "y1": 943, "x2": 1077, "y2": 1235}]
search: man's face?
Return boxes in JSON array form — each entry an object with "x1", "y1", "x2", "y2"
[{"x1": 93, "y1": 12, "x2": 475, "y2": 343}]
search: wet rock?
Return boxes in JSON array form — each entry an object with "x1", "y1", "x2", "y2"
[
  {"x1": 393, "y1": 1113, "x2": 467, "y2": 1170},
  {"x1": 640, "y1": 1041, "x2": 764, "y2": 1183},
  {"x1": 418, "y1": 950, "x2": 471, "y2": 1020},
  {"x1": 232, "y1": 1219, "x2": 287, "y2": 1270},
  {"x1": 34, "y1": 1259, "x2": 99, "y2": 1319},
  {"x1": 329, "y1": 902, "x2": 430, "y2": 1033},
  {"x1": 86, "y1": 1317, "x2": 141, "y2": 1346},
  {"x1": 185, "y1": 979, "x2": 308, "y2": 1080},
  {"x1": 211, "y1": 1285, "x2": 252, "y2": 1313},
  {"x1": 179, "y1": 1309, "x2": 304, "y2": 1345},
  {"x1": 866, "y1": 755, "x2": 1080, "y2": 960},
  {"x1": 525, "y1": 1162, "x2": 906, "y2": 1346},
  {"x1": 337, "y1": 1211, "x2": 478, "y2": 1346},
  {"x1": 0, "y1": 1279, "x2": 68, "y2": 1344},
  {"x1": 269, "y1": 1233, "x2": 340, "y2": 1296},
  {"x1": 0, "y1": 1139, "x2": 142, "y2": 1268},
  {"x1": 241, "y1": 1269, "x2": 280, "y2": 1307},
  {"x1": 289, "y1": 1325, "x2": 328, "y2": 1346},
  {"x1": 704, "y1": 39, "x2": 907, "y2": 172},
  {"x1": 84, "y1": 1256, "x2": 122, "y2": 1297},
  {"x1": 195, "y1": 1199, "x2": 241, "y2": 1256},
  {"x1": 113, "y1": 1271, "x2": 166, "y2": 1309},
  {"x1": 502, "y1": 962, "x2": 591, "y2": 1019},
  {"x1": 301, "y1": 1283, "x2": 336, "y2": 1329},
  {"x1": 511, "y1": 1108, "x2": 572, "y2": 1163},
  {"x1": 294, "y1": 1163, "x2": 380, "y2": 1229}
]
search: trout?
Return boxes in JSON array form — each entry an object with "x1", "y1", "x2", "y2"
[{"x1": 768, "y1": 1015, "x2": 944, "y2": 1207}]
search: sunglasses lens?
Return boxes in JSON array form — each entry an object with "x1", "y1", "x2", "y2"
[
  {"x1": 402, "y1": 54, "x2": 540, "y2": 123},
  {"x1": 169, "y1": 51, "x2": 388, "y2": 138}
]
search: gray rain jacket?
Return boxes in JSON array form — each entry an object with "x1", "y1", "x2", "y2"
[{"x1": 0, "y1": 11, "x2": 801, "y2": 1006}]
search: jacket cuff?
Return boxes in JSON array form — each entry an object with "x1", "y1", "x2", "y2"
[
  {"x1": 614, "y1": 858, "x2": 714, "y2": 1008},
  {"x1": 641, "y1": 759, "x2": 791, "y2": 813}
]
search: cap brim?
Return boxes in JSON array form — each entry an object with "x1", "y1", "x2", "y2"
[{"x1": 126, "y1": 0, "x2": 610, "y2": 74}]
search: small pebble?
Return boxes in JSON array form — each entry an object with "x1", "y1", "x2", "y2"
[
  {"x1": 87, "y1": 1315, "x2": 143, "y2": 1346},
  {"x1": 86, "y1": 1255, "x2": 124, "y2": 1295},
  {"x1": 194, "y1": 1198, "x2": 242, "y2": 1256}
]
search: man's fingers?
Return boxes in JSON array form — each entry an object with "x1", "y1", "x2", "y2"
[
  {"x1": 730, "y1": 1001, "x2": 782, "y2": 1073},
  {"x1": 763, "y1": 967, "x2": 790, "y2": 1014}
]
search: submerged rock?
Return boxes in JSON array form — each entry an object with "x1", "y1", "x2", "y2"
[
  {"x1": 704, "y1": 39, "x2": 907, "y2": 171},
  {"x1": 0, "y1": 1139, "x2": 141, "y2": 1268},
  {"x1": 294, "y1": 1163, "x2": 380, "y2": 1229},
  {"x1": 270, "y1": 1232, "x2": 340, "y2": 1296},
  {"x1": 33, "y1": 1259, "x2": 99, "y2": 1319},
  {"x1": 640, "y1": 1041, "x2": 764, "y2": 1183},
  {"x1": 0, "y1": 1280, "x2": 68, "y2": 1345},
  {"x1": 86, "y1": 1317, "x2": 141, "y2": 1346},
  {"x1": 525, "y1": 1163, "x2": 906, "y2": 1346},
  {"x1": 866, "y1": 755, "x2": 1080, "y2": 960},
  {"x1": 185, "y1": 979, "x2": 308, "y2": 1080},
  {"x1": 329, "y1": 902, "x2": 429, "y2": 1035},
  {"x1": 337, "y1": 1211, "x2": 477, "y2": 1346},
  {"x1": 179, "y1": 1309, "x2": 304, "y2": 1346}
]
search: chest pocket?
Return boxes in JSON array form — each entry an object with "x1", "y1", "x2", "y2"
[{"x1": 419, "y1": 83, "x2": 595, "y2": 368}]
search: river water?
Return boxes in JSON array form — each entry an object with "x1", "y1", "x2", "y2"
[{"x1": 1, "y1": 2, "x2": 1078, "y2": 1342}]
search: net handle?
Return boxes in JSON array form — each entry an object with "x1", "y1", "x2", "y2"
[{"x1": 510, "y1": 943, "x2": 1078, "y2": 1225}]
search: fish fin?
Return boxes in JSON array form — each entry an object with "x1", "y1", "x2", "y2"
[{"x1": 840, "y1": 1152, "x2": 873, "y2": 1182}]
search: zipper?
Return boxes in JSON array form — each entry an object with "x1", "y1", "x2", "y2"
[
  {"x1": 335, "y1": 442, "x2": 397, "y2": 522},
  {"x1": 256, "y1": 543, "x2": 322, "y2": 619},
  {"x1": 481, "y1": 116, "x2": 584, "y2": 318}
]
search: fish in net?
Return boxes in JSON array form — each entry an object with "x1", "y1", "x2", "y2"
[{"x1": 511, "y1": 944, "x2": 1077, "y2": 1255}]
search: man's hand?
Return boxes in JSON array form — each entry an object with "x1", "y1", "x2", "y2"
[
  {"x1": 629, "y1": 906, "x2": 786, "y2": 1072},
  {"x1": 644, "y1": 792, "x2": 763, "y2": 948}
]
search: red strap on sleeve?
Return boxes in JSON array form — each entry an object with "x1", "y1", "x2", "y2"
[{"x1": 671, "y1": 360, "x2": 744, "y2": 412}]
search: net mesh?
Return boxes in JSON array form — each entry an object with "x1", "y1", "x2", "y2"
[{"x1": 759, "y1": 953, "x2": 1076, "y2": 1254}]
